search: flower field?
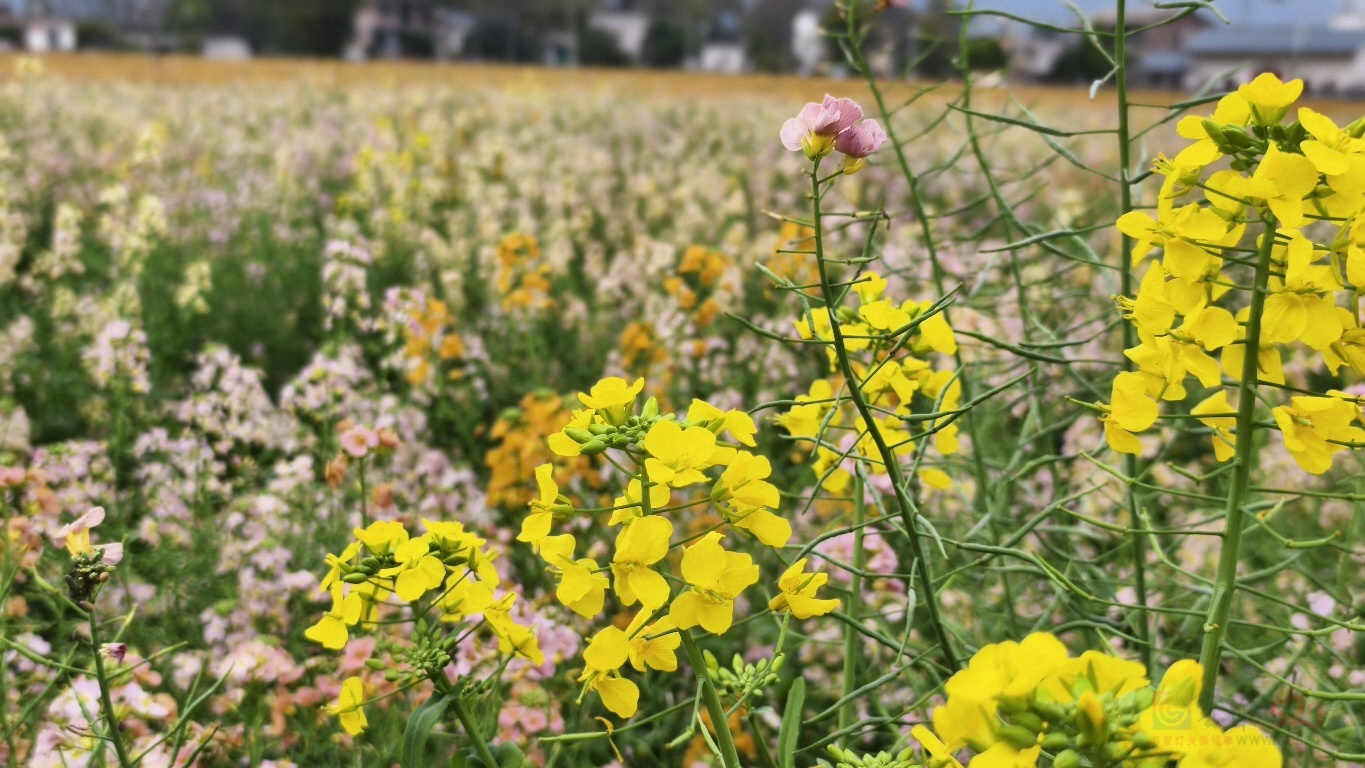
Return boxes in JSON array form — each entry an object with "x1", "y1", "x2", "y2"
[{"x1": 1, "y1": 19, "x2": 1365, "y2": 768}]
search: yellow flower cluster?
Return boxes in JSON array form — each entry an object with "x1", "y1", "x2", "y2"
[
  {"x1": 495, "y1": 233, "x2": 553, "y2": 311},
  {"x1": 518, "y1": 376, "x2": 838, "y2": 719},
  {"x1": 400, "y1": 297, "x2": 466, "y2": 387},
  {"x1": 910, "y1": 632, "x2": 1281, "y2": 768},
  {"x1": 1107, "y1": 73, "x2": 1365, "y2": 473},
  {"x1": 307, "y1": 518, "x2": 542, "y2": 735},
  {"x1": 780, "y1": 272, "x2": 960, "y2": 491},
  {"x1": 485, "y1": 391, "x2": 599, "y2": 510},
  {"x1": 664, "y1": 244, "x2": 732, "y2": 329}
]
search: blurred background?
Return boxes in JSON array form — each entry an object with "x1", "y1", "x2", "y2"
[{"x1": 0, "y1": 0, "x2": 1360, "y2": 95}]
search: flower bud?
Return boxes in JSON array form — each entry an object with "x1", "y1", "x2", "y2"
[
  {"x1": 564, "y1": 428, "x2": 594, "y2": 444},
  {"x1": 343, "y1": 572, "x2": 370, "y2": 584},
  {"x1": 365, "y1": 659, "x2": 386, "y2": 671},
  {"x1": 578, "y1": 440, "x2": 607, "y2": 455},
  {"x1": 1053, "y1": 750, "x2": 1082, "y2": 768},
  {"x1": 641, "y1": 397, "x2": 660, "y2": 419},
  {"x1": 1041, "y1": 732, "x2": 1071, "y2": 751},
  {"x1": 997, "y1": 725, "x2": 1039, "y2": 750}
]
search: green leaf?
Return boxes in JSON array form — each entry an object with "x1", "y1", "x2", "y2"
[
  {"x1": 401, "y1": 693, "x2": 453, "y2": 768},
  {"x1": 463, "y1": 743, "x2": 524, "y2": 768},
  {"x1": 777, "y1": 677, "x2": 805, "y2": 768}
]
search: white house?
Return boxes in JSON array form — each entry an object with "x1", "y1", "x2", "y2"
[
  {"x1": 1183, "y1": 25, "x2": 1365, "y2": 96},
  {"x1": 699, "y1": 42, "x2": 746, "y2": 74},
  {"x1": 202, "y1": 35, "x2": 251, "y2": 60},
  {"x1": 588, "y1": 10, "x2": 649, "y2": 63},
  {"x1": 791, "y1": 8, "x2": 824, "y2": 76},
  {"x1": 24, "y1": 17, "x2": 75, "y2": 53}
]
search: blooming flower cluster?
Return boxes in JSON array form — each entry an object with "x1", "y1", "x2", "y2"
[
  {"x1": 910, "y1": 633, "x2": 1281, "y2": 768},
  {"x1": 520, "y1": 376, "x2": 838, "y2": 718},
  {"x1": 1106, "y1": 73, "x2": 1365, "y2": 474}
]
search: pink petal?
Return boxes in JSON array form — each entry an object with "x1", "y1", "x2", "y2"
[
  {"x1": 822, "y1": 95, "x2": 864, "y2": 134},
  {"x1": 780, "y1": 117, "x2": 806, "y2": 152},
  {"x1": 835, "y1": 120, "x2": 888, "y2": 158}
]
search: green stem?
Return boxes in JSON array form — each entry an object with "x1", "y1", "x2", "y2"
[
  {"x1": 809, "y1": 159, "x2": 960, "y2": 671},
  {"x1": 451, "y1": 693, "x2": 501, "y2": 768},
  {"x1": 839, "y1": 472, "x2": 866, "y2": 743},
  {"x1": 680, "y1": 631, "x2": 742, "y2": 768},
  {"x1": 1112, "y1": 0, "x2": 1153, "y2": 673},
  {"x1": 1197, "y1": 217, "x2": 1276, "y2": 713},
  {"x1": 89, "y1": 611, "x2": 135, "y2": 768}
]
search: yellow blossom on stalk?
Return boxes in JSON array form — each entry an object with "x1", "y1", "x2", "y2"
[
  {"x1": 580, "y1": 626, "x2": 639, "y2": 719},
  {"x1": 386, "y1": 537, "x2": 446, "y2": 602},
  {"x1": 1040, "y1": 650, "x2": 1150, "y2": 703},
  {"x1": 925, "y1": 370, "x2": 962, "y2": 456},
  {"x1": 1176, "y1": 721, "x2": 1283, "y2": 768},
  {"x1": 329, "y1": 677, "x2": 368, "y2": 736},
  {"x1": 813, "y1": 446, "x2": 852, "y2": 493},
  {"x1": 1102, "y1": 371, "x2": 1159, "y2": 455},
  {"x1": 713, "y1": 451, "x2": 790, "y2": 547},
  {"x1": 608, "y1": 477, "x2": 672, "y2": 525},
  {"x1": 910, "y1": 726, "x2": 965, "y2": 768},
  {"x1": 859, "y1": 299, "x2": 910, "y2": 332},
  {"x1": 775, "y1": 379, "x2": 835, "y2": 438},
  {"x1": 686, "y1": 399, "x2": 757, "y2": 446},
  {"x1": 485, "y1": 593, "x2": 545, "y2": 665},
  {"x1": 1238, "y1": 72, "x2": 1303, "y2": 125},
  {"x1": 578, "y1": 376, "x2": 644, "y2": 425},
  {"x1": 1272, "y1": 395, "x2": 1365, "y2": 474},
  {"x1": 320, "y1": 542, "x2": 361, "y2": 591},
  {"x1": 1192, "y1": 390, "x2": 1238, "y2": 462},
  {"x1": 610, "y1": 515, "x2": 673, "y2": 609},
  {"x1": 944, "y1": 632, "x2": 1069, "y2": 705},
  {"x1": 669, "y1": 532, "x2": 759, "y2": 635},
  {"x1": 305, "y1": 584, "x2": 364, "y2": 650},
  {"x1": 1262, "y1": 232, "x2": 1344, "y2": 349},
  {"x1": 1173, "y1": 91, "x2": 1251, "y2": 169},
  {"x1": 908, "y1": 300, "x2": 957, "y2": 356},
  {"x1": 1116, "y1": 202, "x2": 1228, "y2": 275},
  {"x1": 625, "y1": 609, "x2": 679, "y2": 672},
  {"x1": 547, "y1": 407, "x2": 595, "y2": 458},
  {"x1": 1325, "y1": 311, "x2": 1365, "y2": 375},
  {"x1": 540, "y1": 534, "x2": 608, "y2": 618},
  {"x1": 768, "y1": 558, "x2": 839, "y2": 618},
  {"x1": 353, "y1": 520, "x2": 408, "y2": 556},
  {"x1": 643, "y1": 420, "x2": 733, "y2": 487},
  {"x1": 423, "y1": 518, "x2": 500, "y2": 586},
  {"x1": 441, "y1": 575, "x2": 495, "y2": 623},
  {"x1": 518, "y1": 464, "x2": 569, "y2": 544},
  {"x1": 1115, "y1": 266, "x2": 1177, "y2": 340},
  {"x1": 1298, "y1": 107, "x2": 1365, "y2": 193},
  {"x1": 1243, "y1": 145, "x2": 1317, "y2": 228}
]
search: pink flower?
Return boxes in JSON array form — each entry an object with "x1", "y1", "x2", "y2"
[
  {"x1": 835, "y1": 119, "x2": 888, "y2": 160},
  {"x1": 780, "y1": 102, "x2": 842, "y2": 159},
  {"x1": 0, "y1": 466, "x2": 24, "y2": 489},
  {"x1": 339, "y1": 426, "x2": 378, "y2": 458},
  {"x1": 101, "y1": 643, "x2": 128, "y2": 663},
  {"x1": 781, "y1": 95, "x2": 887, "y2": 169},
  {"x1": 821, "y1": 94, "x2": 863, "y2": 134},
  {"x1": 54, "y1": 506, "x2": 105, "y2": 557}
]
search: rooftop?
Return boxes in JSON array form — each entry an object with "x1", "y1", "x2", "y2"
[{"x1": 1185, "y1": 26, "x2": 1365, "y2": 57}]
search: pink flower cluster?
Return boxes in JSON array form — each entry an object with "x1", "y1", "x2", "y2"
[{"x1": 780, "y1": 94, "x2": 888, "y2": 171}]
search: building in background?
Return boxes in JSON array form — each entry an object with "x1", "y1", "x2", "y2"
[
  {"x1": 698, "y1": 9, "x2": 745, "y2": 73},
  {"x1": 202, "y1": 34, "x2": 250, "y2": 60},
  {"x1": 1183, "y1": 26, "x2": 1365, "y2": 95},
  {"x1": 791, "y1": 8, "x2": 823, "y2": 76},
  {"x1": 433, "y1": 8, "x2": 476, "y2": 60},
  {"x1": 24, "y1": 14, "x2": 74, "y2": 51},
  {"x1": 349, "y1": 0, "x2": 435, "y2": 60},
  {"x1": 588, "y1": 4, "x2": 648, "y2": 63}
]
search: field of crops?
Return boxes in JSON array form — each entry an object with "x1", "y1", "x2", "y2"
[{"x1": 1, "y1": 39, "x2": 1363, "y2": 768}]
